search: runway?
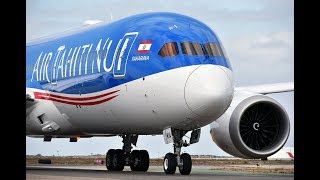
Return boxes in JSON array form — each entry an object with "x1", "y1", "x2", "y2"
[{"x1": 26, "y1": 165, "x2": 293, "y2": 180}]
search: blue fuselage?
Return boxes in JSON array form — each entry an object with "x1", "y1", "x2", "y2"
[{"x1": 26, "y1": 12, "x2": 231, "y2": 94}]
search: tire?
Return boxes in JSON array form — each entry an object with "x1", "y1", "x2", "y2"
[
  {"x1": 138, "y1": 150, "x2": 149, "y2": 171},
  {"x1": 106, "y1": 149, "x2": 115, "y2": 171},
  {"x1": 178, "y1": 153, "x2": 192, "y2": 175},
  {"x1": 130, "y1": 150, "x2": 140, "y2": 171},
  {"x1": 163, "y1": 153, "x2": 177, "y2": 174},
  {"x1": 113, "y1": 149, "x2": 125, "y2": 171}
]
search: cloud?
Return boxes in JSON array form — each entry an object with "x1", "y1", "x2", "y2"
[
  {"x1": 223, "y1": 32, "x2": 293, "y2": 85},
  {"x1": 250, "y1": 32, "x2": 294, "y2": 49},
  {"x1": 229, "y1": 31, "x2": 293, "y2": 63},
  {"x1": 26, "y1": 0, "x2": 293, "y2": 42}
]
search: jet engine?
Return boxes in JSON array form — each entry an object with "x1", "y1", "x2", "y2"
[{"x1": 210, "y1": 91, "x2": 290, "y2": 159}]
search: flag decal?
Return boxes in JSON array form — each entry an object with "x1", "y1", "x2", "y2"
[{"x1": 138, "y1": 40, "x2": 152, "y2": 53}]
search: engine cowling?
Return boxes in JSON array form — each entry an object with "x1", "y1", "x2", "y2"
[{"x1": 210, "y1": 90, "x2": 290, "y2": 159}]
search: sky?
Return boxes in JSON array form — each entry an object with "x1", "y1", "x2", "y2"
[{"x1": 26, "y1": 0, "x2": 294, "y2": 158}]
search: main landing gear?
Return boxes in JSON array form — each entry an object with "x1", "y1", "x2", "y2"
[
  {"x1": 163, "y1": 128, "x2": 201, "y2": 175},
  {"x1": 106, "y1": 134, "x2": 149, "y2": 171},
  {"x1": 106, "y1": 128, "x2": 200, "y2": 175}
]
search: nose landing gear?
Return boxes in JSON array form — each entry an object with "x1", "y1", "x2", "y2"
[{"x1": 163, "y1": 128, "x2": 201, "y2": 175}]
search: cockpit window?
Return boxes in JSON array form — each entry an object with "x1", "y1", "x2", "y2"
[
  {"x1": 158, "y1": 42, "x2": 179, "y2": 57},
  {"x1": 203, "y1": 43, "x2": 222, "y2": 56},
  {"x1": 181, "y1": 42, "x2": 204, "y2": 56},
  {"x1": 218, "y1": 43, "x2": 229, "y2": 59}
]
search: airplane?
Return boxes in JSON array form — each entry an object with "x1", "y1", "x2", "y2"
[
  {"x1": 268, "y1": 147, "x2": 294, "y2": 160},
  {"x1": 26, "y1": 12, "x2": 293, "y2": 175}
]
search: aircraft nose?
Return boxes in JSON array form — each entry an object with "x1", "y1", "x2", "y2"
[{"x1": 184, "y1": 65, "x2": 234, "y2": 118}]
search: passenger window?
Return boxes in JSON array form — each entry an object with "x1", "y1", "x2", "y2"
[
  {"x1": 158, "y1": 42, "x2": 179, "y2": 57},
  {"x1": 181, "y1": 42, "x2": 204, "y2": 56},
  {"x1": 203, "y1": 43, "x2": 222, "y2": 56}
]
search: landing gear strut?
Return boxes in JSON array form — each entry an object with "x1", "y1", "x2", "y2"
[
  {"x1": 163, "y1": 128, "x2": 201, "y2": 175},
  {"x1": 106, "y1": 134, "x2": 149, "y2": 172}
]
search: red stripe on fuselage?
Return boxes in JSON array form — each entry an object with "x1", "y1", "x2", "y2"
[
  {"x1": 34, "y1": 90, "x2": 119, "y2": 101},
  {"x1": 36, "y1": 95, "x2": 118, "y2": 106}
]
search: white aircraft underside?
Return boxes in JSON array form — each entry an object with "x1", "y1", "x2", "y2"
[{"x1": 27, "y1": 64, "x2": 234, "y2": 136}]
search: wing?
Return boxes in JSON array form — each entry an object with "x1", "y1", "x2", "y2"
[{"x1": 235, "y1": 82, "x2": 294, "y2": 94}]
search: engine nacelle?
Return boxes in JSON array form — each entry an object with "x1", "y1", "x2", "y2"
[{"x1": 210, "y1": 90, "x2": 290, "y2": 159}]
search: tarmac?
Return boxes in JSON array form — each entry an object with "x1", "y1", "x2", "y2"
[{"x1": 26, "y1": 165, "x2": 294, "y2": 180}]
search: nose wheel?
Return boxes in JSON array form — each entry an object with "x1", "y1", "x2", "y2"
[
  {"x1": 163, "y1": 128, "x2": 200, "y2": 175},
  {"x1": 178, "y1": 153, "x2": 192, "y2": 175},
  {"x1": 163, "y1": 153, "x2": 177, "y2": 174},
  {"x1": 163, "y1": 152, "x2": 192, "y2": 175}
]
